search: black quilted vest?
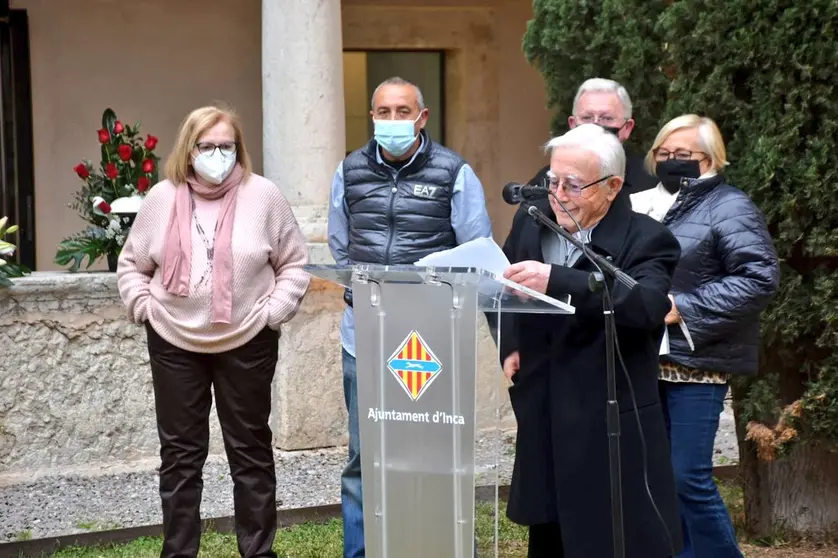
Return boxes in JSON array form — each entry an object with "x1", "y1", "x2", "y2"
[{"x1": 342, "y1": 130, "x2": 463, "y2": 264}]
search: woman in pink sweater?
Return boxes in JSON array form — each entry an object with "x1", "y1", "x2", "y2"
[{"x1": 117, "y1": 105, "x2": 310, "y2": 558}]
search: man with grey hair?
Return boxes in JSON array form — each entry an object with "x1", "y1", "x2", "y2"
[
  {"x1": 499, "y1": 124, "x2": 684, "y2": 557},
  {"x1": 527, "y1": 77, "x2": 658, "y2": 196},
  {"x1": 328, "y1": 76, "x2": 491, "y2": 558}
]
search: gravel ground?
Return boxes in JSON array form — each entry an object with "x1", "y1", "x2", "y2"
[{"x1": 0, "y1": 399, "x2": 738, "y2": 543}]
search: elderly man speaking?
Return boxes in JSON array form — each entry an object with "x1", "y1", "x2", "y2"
[{"x1": 500, "y1": 124, "x2": 684, "y2": 558}]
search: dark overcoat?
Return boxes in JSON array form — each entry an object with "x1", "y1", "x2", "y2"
[{"x1": 500, "y1": 196, "x2": 685, "y2": 558}]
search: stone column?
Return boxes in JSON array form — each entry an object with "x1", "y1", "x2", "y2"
[
  {"x1": 262, "y1": 0, "x2": 349, "y2": 452},
  {"x1": 262, "y1": 0, "x2": 346, "y2": 264}
]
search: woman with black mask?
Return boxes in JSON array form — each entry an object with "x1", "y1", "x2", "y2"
[{"x1": 631, "y1": 114, "x2": 780, "y2": 557}]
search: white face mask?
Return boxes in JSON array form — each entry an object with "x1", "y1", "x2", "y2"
[{"x1": 192, "y1": 150, "x2": 236, "y2": 185}]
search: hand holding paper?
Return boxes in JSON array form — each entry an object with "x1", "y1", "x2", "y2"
[{"x1": 503, "y1": 260, "x2": 551, "y2": 295}]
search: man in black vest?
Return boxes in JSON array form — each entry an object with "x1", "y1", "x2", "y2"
[
  {"x1": 527, "y1": 78, "x2": 658, "y2": 196},
  {"x1": 327, "y1": 76, "x2": 492, "y2": 558}
]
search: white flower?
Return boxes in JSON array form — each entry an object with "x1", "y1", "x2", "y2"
[
  {"x1": 103, "y1": 215, "x2": 127, "y2": 242},
  {"x1": 0, "y1": 240, "x2": 15, "y2": 257},
  {"x1": 91, "y1": 196, "x2": 111, "y2": 216},
  {"x1": 109, "y1": 195, "x2": 143, "y2": 214}
]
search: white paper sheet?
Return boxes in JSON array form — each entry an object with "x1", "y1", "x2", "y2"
[
  {"x1": 680, "y1": 320, "x2": 696, "y2": 351},
  {"x1": 660, "y1": 321, "x2": 695, "y2": 355},
  {"x1": 413, "y1": 237, "x2": 510, "y2": 277},
  {"x1": 660, "y1": 328, "x2": 670, "y2": 355}
]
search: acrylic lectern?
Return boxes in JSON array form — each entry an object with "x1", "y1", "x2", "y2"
[{"x1": 306, "y1": 264, "x2": 575, "y2": 558}]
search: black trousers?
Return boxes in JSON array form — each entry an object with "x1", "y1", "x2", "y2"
[
  {"x1": 146, "y1": 324, "x2": 279, "y2": 558},
  {"x1": 528, "y1": 522, "x2": 673, "y2": 558},
  {"x1": 528, "y1": 522, "x2": 564, "y2": 558}
]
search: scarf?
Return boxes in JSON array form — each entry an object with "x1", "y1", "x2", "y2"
[{"x1": 161, "y1": 163, "x2": 244, "y2": 324}]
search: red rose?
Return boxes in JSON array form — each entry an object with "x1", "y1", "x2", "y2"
[
  {"x1": 145, "y1": 135, "x2": 158, "y2": 150},
  {"x1": 117, "y1": 144, "x2": 132, "y2": 161},
  {"x1": 95, "y1": 200, "x2": 112, "y2": 214},
  {"x1": 137, "y1": 176, "x2": 150, "y2": 193},
  {"x1": 98, "y1": 128, "x2": 110, "y2": 143},
  {"x1": 113, "y1": 121, "x2": 124, "y2": 134},
  {"x1": 105, "y1": 162, "x2": 118, "y2": 179},
  {"x1": 73, "y1": 163, "x2": 90, "y2": 179},
  {"x1": 142, "y1": 159, "x2": 154, "y2": 173}
]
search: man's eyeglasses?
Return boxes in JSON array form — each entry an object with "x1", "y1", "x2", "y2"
[
  {"x1": 195, "y1": 142, "x2": 237, "y2": 157},
  {"x1": 653, "y1": 148, "x2": 705, "y2": 161},
  {"x1": 575, "y1": 114, "x2": 623, "y2": 126},
  {"x1": 545, "y1": 174, "x2": 613, "y2": 197}
]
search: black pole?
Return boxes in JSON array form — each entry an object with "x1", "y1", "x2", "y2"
[
  {"x1": 524, "y1": 204, "x2": 629, "y2": 558},
  {"x1": 592, "y1": 271, "x2": 625, "y2": 558}
]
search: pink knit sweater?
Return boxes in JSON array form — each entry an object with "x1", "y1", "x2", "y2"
[{"x1": 116, "y1": 173, "x2": 310, "y2": 354}]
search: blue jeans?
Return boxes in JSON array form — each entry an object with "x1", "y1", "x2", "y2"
[
  {"x1": 660, "y1": 381, "x2": 743, "y2": 558},
  {"x1": 341, "y1": 349, "x2": 365, "y2": 558}
]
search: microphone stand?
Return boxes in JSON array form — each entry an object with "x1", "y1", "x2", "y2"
[{"x1": 523, "y1": 201, "x2": 636, "y2": 558}]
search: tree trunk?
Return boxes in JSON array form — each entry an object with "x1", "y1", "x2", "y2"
[{"x1": 734, "y1": 391, "x2": 838, "y2": 539}]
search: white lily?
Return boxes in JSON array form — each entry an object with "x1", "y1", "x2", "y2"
[
  {"x1": 0, "y1": 240, "x2": 15, "y2": 256},
  {"x1": 0, "y1": 216, "x2": 7, "y2": 232}
]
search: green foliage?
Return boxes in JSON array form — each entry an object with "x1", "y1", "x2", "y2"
[
  {"x1": 732, "y1": 372, "x2": 781, "y2": 428},
  {"x1": 525, "y1": 0, "x2": 838, "y2": 450},
  {"x1": 794, "y1": 361, "x2": 838, "y2": 446},
  {"x1": 54, "y1": 227, "x2": 114, "y2": 273},
  {"x1": 658, "y1": 0, "x2": 838, "y2": 259}
]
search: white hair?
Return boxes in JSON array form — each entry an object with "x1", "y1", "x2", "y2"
[
  {"x1": 545, "y1": 123, "x2": 626, "y2": 179},
  {"x1": 572, "y1": 78, "x2": 633, "y2": 120}
]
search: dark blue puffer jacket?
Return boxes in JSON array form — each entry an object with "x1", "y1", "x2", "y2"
[{"x1": 661, "y1": 174, "x2": 780, "y2": 375}]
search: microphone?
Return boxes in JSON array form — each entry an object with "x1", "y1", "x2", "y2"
[{"x1": 502, "y1": 182, "x2": 549, "y2": 205}]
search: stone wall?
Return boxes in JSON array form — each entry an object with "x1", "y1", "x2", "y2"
[{"x1": 0, "y1": 272, "x2": 512, "y2": 480}]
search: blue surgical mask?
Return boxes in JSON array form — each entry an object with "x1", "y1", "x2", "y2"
[{"x1": 373, "y1": 115, "x2": 421, "y2": 157}]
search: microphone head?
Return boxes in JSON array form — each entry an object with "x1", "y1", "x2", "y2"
[{"x1": 502, "y1": 182, "x2": 523, "y2": 205}]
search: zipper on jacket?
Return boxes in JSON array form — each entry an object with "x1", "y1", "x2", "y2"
[{"x1": 383, "y1": 175, "x2": 399, "y2": 264}]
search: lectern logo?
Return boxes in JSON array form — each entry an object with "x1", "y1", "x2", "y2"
[{"x1": 387, "y1": 330, "x2": 442, "y2": 402}]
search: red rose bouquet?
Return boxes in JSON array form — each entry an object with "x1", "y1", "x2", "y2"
[{"x1": 56, "y1": 108, "x2": 161, "y2": 271}]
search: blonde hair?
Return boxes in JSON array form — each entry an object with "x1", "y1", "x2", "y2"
[
  {"x1": 645, "y1": 114, "x2": 728, "y2": 174},
  {"x1": 164, "y1": 104, "x2": 252, "y2": 185}
]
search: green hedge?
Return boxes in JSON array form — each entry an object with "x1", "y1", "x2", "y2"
[{"x1": 523, "y1": 0, "x2": 838, "y2": 452}]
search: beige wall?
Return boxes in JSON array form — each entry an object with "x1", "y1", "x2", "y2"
[
  {"x1": 14, "y1": 0, "x2": 262, "y2": 271},
  {"x1": 495, "y1": 1, "x2": 553, "y2": 237},
  {"x1": 16, "y1": 0, "x2": 549, "y2": 270},
  {"x1": 343, "y1": 52, "x2": 370, "y2": 153}
]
